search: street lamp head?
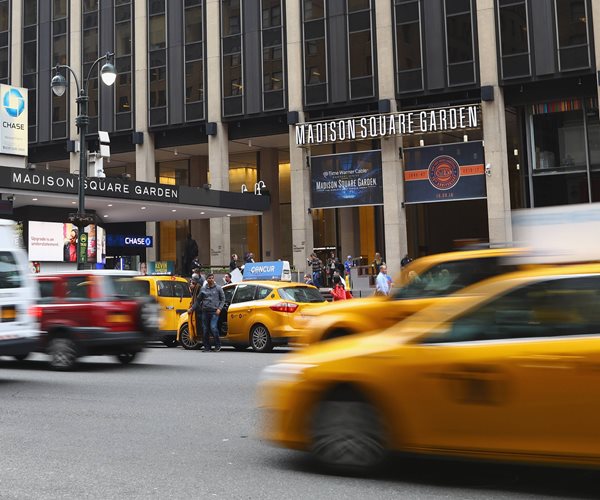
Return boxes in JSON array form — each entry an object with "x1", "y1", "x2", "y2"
[
  {"x1": 100, "y1": 61, "x2": 117, "y2": 86},
  {"x1": 51, "y1": 73, "x2": 67, "y2": 97}
]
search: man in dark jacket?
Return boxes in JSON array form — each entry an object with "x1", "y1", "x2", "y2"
[{"x1": 199, "y1": 273, "x2": 225, "y2": 352}]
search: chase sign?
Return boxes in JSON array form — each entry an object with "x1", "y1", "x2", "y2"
[{"x1": 0, "y1": 84, "x2": 28, "y2": 156}]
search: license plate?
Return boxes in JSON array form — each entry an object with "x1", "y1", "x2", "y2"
[{"x1": 1, "y1": 306, "x2": 16, "y2": 322}]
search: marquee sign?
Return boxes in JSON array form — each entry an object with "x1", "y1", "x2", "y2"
[{"x1": 295, "y1": 104, "x2": 480, "y2": 147}]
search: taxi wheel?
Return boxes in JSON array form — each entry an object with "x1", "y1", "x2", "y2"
[
  {"x1": 179, "y1": 324, "x2": 201, "y2": 350},
  {"x1": 48, "y1": 337, "x2": 78, "y2": 371},
  {"x1": 311, "y1": 400, "x2": 385, "y2": 473},
  {"x1": 250, "y1": 324, "x2": 273, "y2": 353},
  {"x1": 116, "y1": 352, "x2": 137, "y2": 364}
]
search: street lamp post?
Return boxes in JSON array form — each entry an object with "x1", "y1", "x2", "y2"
[{"x1": 51, "y1": 52, "x2": 117, "y2": 270}]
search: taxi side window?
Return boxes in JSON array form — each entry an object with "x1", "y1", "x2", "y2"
[
  {"x1": 157, "y1": 281, "x2": 173, "y2": 297},
  {"x1": 38, "y1": 280, "x2": 56, "y2": 303},
  {"x1": 65, "y1": 276, "x2": 91, "y2": 301},
  {"x1": 255, "y1": 286, "x2": 271, "y2": 300},
  {"x1": 223, "y1": 286, "x2": 235, "y2": 304},
  {"x1": 426, "y1": 276, "x2": 600, "y2": 344},
  {"x1": 172, "y1": 282, "x2": 191, "y2": 298},
  {"x1": 231, "y1": 284, "x2": 257, "y2": 304}
]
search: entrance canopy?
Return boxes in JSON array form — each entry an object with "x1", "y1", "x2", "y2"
[{"x1": 0, "y1": 167, "x2": 269, "y2": 222}]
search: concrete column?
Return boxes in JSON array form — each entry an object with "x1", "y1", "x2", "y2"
[
  {"x1": 206, "y1": 0, "x2": 230, "y2": 266},
  {"x1": 375, "y1": 0, "x2": 406, "y2": 275},
  {"x1": 190, "y1": 156, "x2": 210, "y2": 266},
  {"x1": 286, "y1": 0, "x2": 313, "y2": 273},
  {"x1": 477, "y1": 0, "x2": 512, "y2": 243},
  {"x1": 134, "y1": 0, "x2": 156, "y2": 264},
  {"x1": 11, "y1": 0, "x2": 22, "y2": 86},
  {"x1": 69, "y1": 0, "x2": 82, "y2": 175},
  {"x1": 260, "y1": 148, "x2": 280, "y2": 260},
  {"x1": 338, "y1": 207, "x2": 360, "y2": 260}
]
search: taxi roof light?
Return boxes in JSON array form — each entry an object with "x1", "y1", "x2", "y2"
[{"x1": 270, "y1": 301, "x2": 298, "y2": 313}]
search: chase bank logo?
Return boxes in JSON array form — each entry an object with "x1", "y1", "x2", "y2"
[{"x1": 3, "y1": 88, "x2": 25, "y2": 118}]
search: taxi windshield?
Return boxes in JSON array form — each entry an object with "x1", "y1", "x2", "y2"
[
  {"x1": 392, "y1": 257, "x2": 515, "y2": 300},
  {"x1": 104, "y1": 276, "x2": 150, "y2": 298},
  {"x1": 278, "y1": 286, "x2": 325, "y2": 303}
]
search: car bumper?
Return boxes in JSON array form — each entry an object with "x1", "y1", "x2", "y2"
[
  {"x1": 149, "y1": 329, "x2": 177, "y2": 341},
  {"x1": 0, "y1": 334, "x2": 40, "y2": 356}
]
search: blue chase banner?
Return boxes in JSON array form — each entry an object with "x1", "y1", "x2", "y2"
[
  {"x1": 404, "y1": 141, "x2": 486, "y2": 204},
  {"x1": 310, "y1": 150, "x2": 383, "y2": 209}
]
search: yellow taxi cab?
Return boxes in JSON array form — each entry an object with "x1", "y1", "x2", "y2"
[
  {"x1": 178, "y1": 262, "x2": 329, "y2": 352},
  {"x1": 134, "y1": 275, "x2": 191, "y2": 347},
  {"x1": 298, "y1": 246, "x2": 523, "y2": 344},
  {"x1": 258, "y1": 263, "x2": 600, "y2": 472}
]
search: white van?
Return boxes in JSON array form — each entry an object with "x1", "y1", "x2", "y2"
[{"x1": 0, "y1": 219, "x2": 39, "y2": 358}]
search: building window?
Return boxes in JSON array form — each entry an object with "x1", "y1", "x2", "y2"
[
  {"x1": 303, "y1": 0, "x2": 327, "y2": 105},
  {"x1": 185, "y1": 0, "x2": 204, "y2": 121},
  {"x1": 222, "y1": 0, "x2": 243, "y2": 116},
  {"x1": 393, "y1": 0, "x2": 423, "y2": 93},
  {"x1": 444, "y1": 0, "x2": 475, "y2": 86},
  {"x1": 261, "y1": 0, "x2": 284, "y2": 110},
  {"x1": 554, "y1": 0, "x2": 590, "y2": 71},
  {"x1": 0, "y1": 1, "x2": 10, "y2": 85},
  {"x1": 23, "y1": 0, "x2": 37, "y2": 143},
  {"x1": 497, "y1": 0, "x2": 531, "y2": 79},
  {"x1": 148, "y1": 0, "x2": 167, "y2": 126},
  {"x1": 82, "y1": 0, "x2": 99, "y2": 134},
  {"x1": 52, "y1": 0, "x2": 68, "y2": 139},
  {"x1": 347, "y1": 0, "x2": 374, "y2": 99},
  {"x1": 114, "y1": 0, "x2": 133, "y2": 131}
]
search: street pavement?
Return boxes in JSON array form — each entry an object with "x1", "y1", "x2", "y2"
[{"x1": 0, "y1": 346, "x2": 598, "y2": 500}]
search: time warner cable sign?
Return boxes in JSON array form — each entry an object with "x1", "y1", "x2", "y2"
[{"x1": 0, "y1": 85, "x2": 28, "y2": 156}]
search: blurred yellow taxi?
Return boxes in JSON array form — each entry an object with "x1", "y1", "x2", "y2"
[
  {"x1": 298, "y1": 247, "x2": 522, "y2": 344},
  {"x1": 258, "y1": 263, "x2": 600, "y2": 471},
  {"x1": 177, "y1": 280, "x2": 328, "y2": 352},
  {"x1": 134, "y1": 275, "x2": 191, "y2": 347}
]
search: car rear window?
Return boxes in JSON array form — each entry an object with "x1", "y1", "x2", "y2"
[
  {"x1": 0, "y1": 251, "x2": 21, "y2": 289},
  {"x1": 278, "y1": 286, "x2": 325, "y2": 303},
  {"x1": 104, "y1": 276, "x2": 150, "y2": 297}
]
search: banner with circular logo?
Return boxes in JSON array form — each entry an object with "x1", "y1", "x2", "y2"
[
  {"x1": 403, "y1": 141, "x2": 486, "y2": 204},
  {"x1": 0, "y1": 84, "x2": 28, "y2": 156}
]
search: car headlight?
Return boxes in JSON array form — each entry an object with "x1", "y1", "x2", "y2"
[{"x1": 259, "y1": 363, "x2": 316, "y2": 383}]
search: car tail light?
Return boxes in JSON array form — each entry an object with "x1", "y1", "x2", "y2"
[
  {"x1": 270, "y1": 302, "x2": 298, "y2": 313},
  {"x1": 28, "y1": 305, "x2": 42, "y2": 321}
]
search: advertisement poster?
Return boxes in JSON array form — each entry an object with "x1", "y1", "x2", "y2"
[
  {"x1": 310, "y1": 150, "x2": 383, "y2": 209},
  {"x1": 403, "y1": 141, "x2": 486, "y2": 204},
  {"x1": 28, "y1": 221, "x2": 104, "y2": 263},
  {"x1": 148, "y1": 261, "x2": 175, "y2": 275},
  {"x1": 0, "y1": 84, "x2": 28, "y2": 156}
]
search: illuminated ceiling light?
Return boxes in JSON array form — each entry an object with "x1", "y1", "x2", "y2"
[
  {"x1": 227, "y1": 214, "x2": 231, "y2": 217},
  {"x1": 200, "y1": 211, "x2": 205, "y2": 215},
  {"x1": 32, "y1": 198, "x2": 38, "y2": 201},
  {"x1": 71, "y1": 201, "x2": 77, "y2": 204},
  {"x1": 141, "y1": 206, "x2": 147, "y2": 210},
  {"x1": 108, "y1": 204, "x2": 113, "y2": 207},
  {"x1": 103, "y1": 214, "x2": 108, "y2": 218},
  {"x1": 174, "y1": 148, "x2": 178, "y2": 156},
  {"x1": 171, "y1": 209, "x2": 177, "y2": 212}
]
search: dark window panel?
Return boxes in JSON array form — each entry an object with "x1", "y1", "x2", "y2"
[
  {"x1": 185, "y1": 42, "x2": 203, "y2": 61},
  {"x1": 397, "y1": 69, "x2": 423, "y2": 92},
  {"x1": 23, "y1": 26, "x2": 37, "y2": 42},
  {"x1": 556, "y1": 0, "x2": 588, "y2": 47},
  {"x1": 446, "y1": 0, "x2": 470, "y2": 15},
  {"x1": 223, "y1": 35, "x2": 241, "y2": 55},
  {"x1": 446, "y1": 12, "x2": 473, "y2": 64},
  {"x1": 499, "y1": 4, "x2": 528, "y2": 55},
  {"x1": 52, "y1": 121, "x2": 66, "y2": 139},
  {"x1": 350, "y1": 76, "x2": 373, "y2": 98},
  {"x1": 222, "y1": 0, "x2": 241, "y2": 36},
  {"x1": 349, "y1": 31, "x2": 372, "y2": 79},
  {"x1": 83, "y1": 12, "x2": 98, "y2": 30},
  {"x1": 24, "y1": 1, "x2": 37, "y2": 26},
  {"x1": 304, "y1": 20, "x2": 325, "y2": 40},
  {"x1": 185, "y1": 60, "x2": 204, "y2": 102},
  {"x1": 116, "y1": 72, "x2": 132, "y2": 111},
  {"x1": 0, "y1": 47, "x2": 8, "y2": 79},
  {"x1": 0, "y1": 32, "x2": 7, "y2": 46},
  {"x1": 185, "y1": 0, "x2": 202, "y2": 6},
  {"x1": 263, "y1": 90, "x2": 283, "y2": 110},
  {"x1": 223, "y1": 95, "x2": 243, "y2": 115},
  {"x1": 149, "y1": 14, "x2": 166, "y2": 49},
  {"x1": 149, "y1": 49, "x2": 166, "y2": 68},
  {"x1": 501, "y1": 53, "x2": 530, "y2": 78},
  {"x1": 396, "y1": 22, "x2": 421, "y2": 71},
  {"x1": 0, "y1": 2, "x2": 8, "y2": 32},
  {"x1": 116, "y1": 22, "x2": 131, "y2": 56},
  {"x1": 263, "y1": 27, "x2": 281, "y2": 47},
  {"x1": 53, "y1": 18, "x2": 67, "y2": 35},
  {"x1": 52, "y1": 35, "x2": 67, "y2": 65},
  {"x1": 559, "y1": 46, "x2": 589, "y2": 70},
  {"x1": 303, "y1": 0, "x2": 324, "y2": 21},
  {"x1": 262, "y1": 0, "x2": 281, "y2": 28},
  {"x1": 448, "y1": 62, "x2": 475, "y2": 86},
  {"x1": 150, "y1": 107, "x2": 167, "y2": 125},
  {"x1": 348, "y1": 12, "x2": 371, "y2": 32},
  {"x1": 115, "y1": 4, "x2": 130, "y2": 23},
  {"x1": 305, "y1": 39, "x2": 326, "y2": 84},
  {"x1": 83, "y1": 29, "x2": 99, "y2": 63},
  {"x1": 23, "y1": 42, "x2": 37, "y2": 73},
  {"x1": 223, "y1": 54, "x2": 242, "y2": 97},
  {"x1": 148, "y1": 0, "x2": 165, "y2": 15},
  {"x1": 348, "y1": 0, "x2": 369, "y2": 13},
  {"x1": 305, "y1": 83, "x2": 327, "y2": 104},
  {"x1": 395, "y1": 3, "x2": 418, "y2": 24},
  {"x1": 186, "y1": 102, "x2": 204, "y2": 121},
  {"x1": 116, "y1": 111, "x2": 132, "y2": 130},
  {"x1": 185, "y1": 6, "x2": 203, "y2": 43}
]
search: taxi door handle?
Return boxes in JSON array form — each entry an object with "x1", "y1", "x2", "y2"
[
  {"x1": 247, "y1": 308, "x2": 252, "y2": 312},
  {"x1": 512, "y1": 354, "x2": 584, "y2": 369}
]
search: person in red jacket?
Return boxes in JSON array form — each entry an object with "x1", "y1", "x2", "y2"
[{"x1": 330, "y1": 275, "x2": 347, "y2": 301}]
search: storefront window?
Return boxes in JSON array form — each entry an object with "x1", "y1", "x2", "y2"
[
  {"x1": 158, "y1": 160, "x2": 190, "y2": 186},
  {"x1": 278, "y1": 152, "x2": 292, "y2": 263}
]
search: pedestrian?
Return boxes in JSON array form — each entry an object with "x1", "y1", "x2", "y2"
[
  {"x1": 330, "y1": 275, "x2": 347, "y2": 301},
  {"x1": 184, "y1": 234, "x2": 199, "y2": 276},
  {"x1": 332, "y1": 270, "x2": 345, "y2": 289},
  {"x1": 375, "y1": 264, "x2": 392, "y2": 296},
  {"x1": 199, "y1": 273, "x2": 225, "y2": 352},
  {"x1": 187, "y1": 273, "x2": 204, "y2": 343},
  {"x1": 303, "y1": 273, "x2": 314, "y2": 286},
  {"x1": 307, "y1": 252, "x2": 323, "y2": 288},
  {"x1": 223, "y1": 272, "x2": 232, "y2": 285},
  {"x1": 244, "y1": 252, "x2": 255, "y2": 264},
  {"x1": 401, "y1": 253, "x2": 413, "y2": 268},
  {"x1": 229, "y1": 253, "x2": 239, "y2": 271},
  {"x1": 372, "y1": 252, "x2": 384, "y2": 275},
  {"x1": 326, "y1": 251, "x2": 340, "y2": 287},
  {"x1": 344, "y1": 255, "x2": 353, "y2": 277}
]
